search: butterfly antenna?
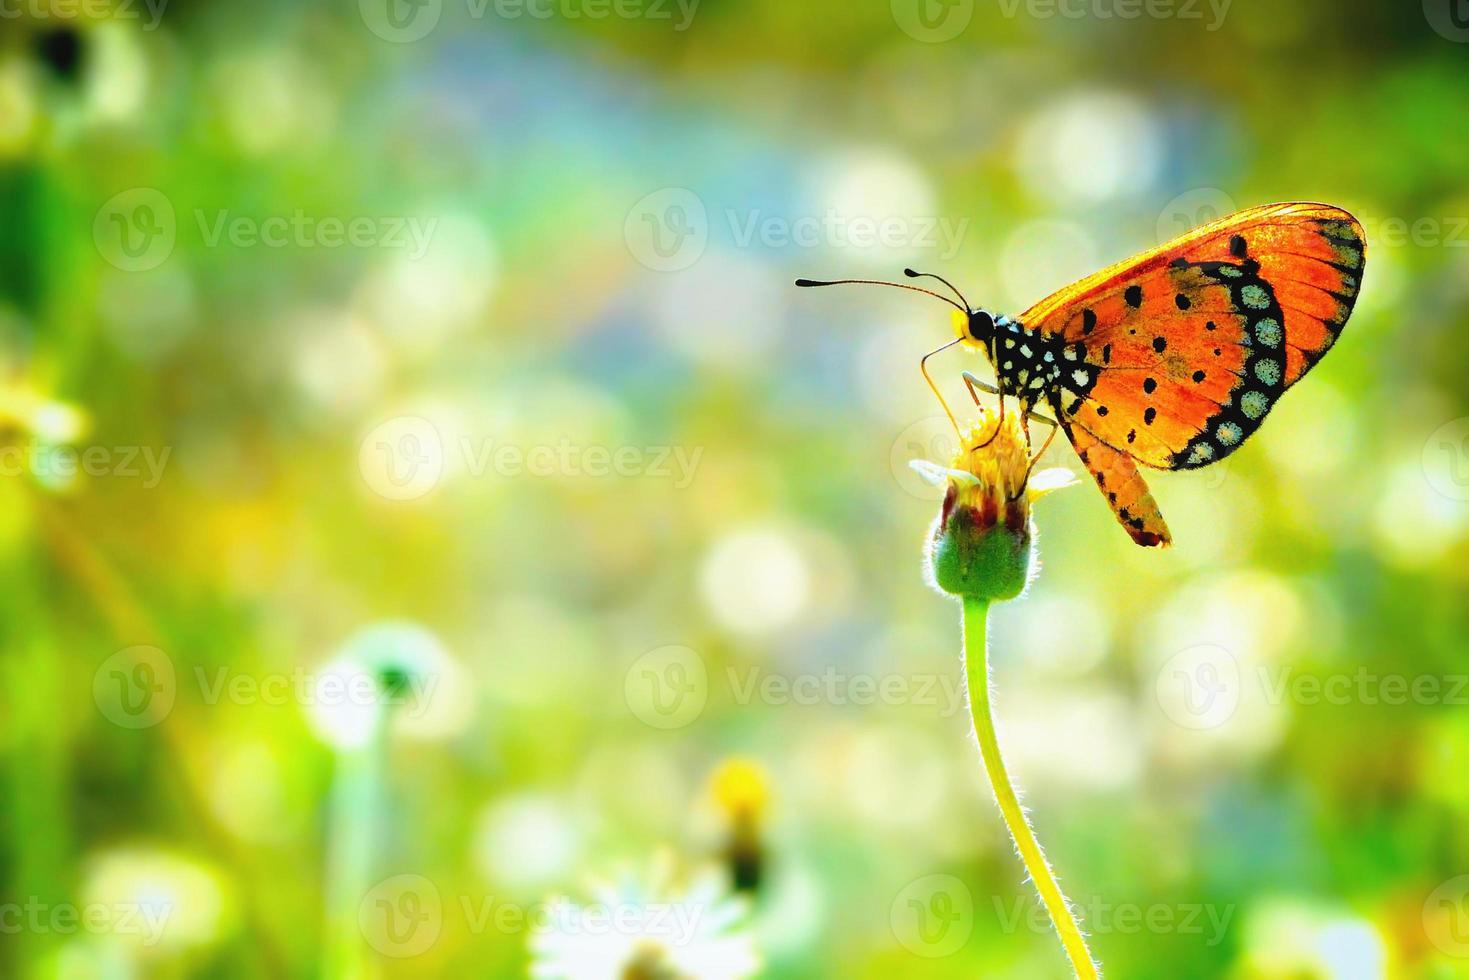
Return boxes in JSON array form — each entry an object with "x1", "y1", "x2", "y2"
[
  {"x1": 904, "y1": 268, "x2": 971, "y2": 311},
  {"x1": 794, "y1": 278, "x2": 965, "y2": 313}
]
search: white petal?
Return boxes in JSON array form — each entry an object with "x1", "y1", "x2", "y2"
[
  {"x1": 1028, "y1": 467, "x2": 1079, "y2": 497},
  {"x1": 908, "y1": 459, "x2": 977, "y2": 488}
]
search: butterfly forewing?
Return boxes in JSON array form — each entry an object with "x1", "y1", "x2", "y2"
[{"x1": 1018, "y1": 202, "x2": 1364, "y2": 544}]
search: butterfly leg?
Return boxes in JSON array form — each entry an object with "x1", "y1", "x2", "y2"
[
  {"x1": 960, "y1": 372, "x2": 1005, "y2": 449},
  {"x1": 921, "y1": 339, "x2": 964, "y2": 437},
  {"x1": 961, "y1": 372, "x2": 1058, "y2": 427},
  {"x1": 1026, "y1": 424, "x2": 1060, "y2": 481},
  {"x1": 1062, "y1": 422, "x2": 1172, "y2": 548}
]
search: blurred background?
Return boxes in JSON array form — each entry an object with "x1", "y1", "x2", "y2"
[{"x1": 2, "y1": 0, "x2": 1469, "y2": 977}]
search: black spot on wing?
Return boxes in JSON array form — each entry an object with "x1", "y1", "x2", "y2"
[{"x1": 1163, "y1": 256, "x2": 1294, "y2": 470}]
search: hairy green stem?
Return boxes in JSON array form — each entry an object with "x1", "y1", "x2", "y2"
[{"x1": 963, "y1": 596, "x2": 1099, "y2": 979}]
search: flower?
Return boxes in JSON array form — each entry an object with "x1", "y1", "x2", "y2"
[
  {"x1": 529, "y1": 854, "x2": 761, "y2": 980},
  {"x1": 710, "y1": 757, "x2": 770, "y2": 826},
  {"x1": 914, "y1": 408, "x2": 1097, "y2": 977},
  {"x1": 710, "y1": 758, "x2": 770, "y2": 894},
  {"x1": 911, "y1": 409, "x2": 1075, "y2": 602},
  {"x1": 0, "y1": 372, "x2": 90, "y2": 494}
]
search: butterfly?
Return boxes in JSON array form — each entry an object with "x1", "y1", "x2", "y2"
[{"x1": 798, "y1": 202, "x2": 1365, "y2": 547}]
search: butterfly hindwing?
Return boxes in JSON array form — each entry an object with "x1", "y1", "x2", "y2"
[
  {"x1": 1065, "y1": 421, "x2": 1172, "y2": 547},
  {"x1": 1025, "y1": 203, "x2": 1364, "y2": 472}
]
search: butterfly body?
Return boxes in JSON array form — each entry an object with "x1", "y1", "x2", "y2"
[
  {"x1": 956, "y1": 203, "x2": 1365, "y2": 547},
  {"x1": 962, "y1": 310, "x2": 1099, "y2": 413}
]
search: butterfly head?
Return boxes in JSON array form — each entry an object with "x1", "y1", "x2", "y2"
[{"x1": 957, "y1": 308, "x2": 998, "y2": 350}]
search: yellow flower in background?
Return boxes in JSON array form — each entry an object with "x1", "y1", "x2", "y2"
[
  {"x1": 0, "y1": 373, "x2": 89, "y2": 497},
  {"x1": 710, "y1": 758, "x2": 770, "y2": 895},
  {"x1": 710, "y1": 757, "x2": 769, "y2": 824},
  {"x1": 0, "y1": 375, "x2": 88, "y2": 446},
  {"x1": 911, "y1": 409, "x2": 1075, "y2": 602}
]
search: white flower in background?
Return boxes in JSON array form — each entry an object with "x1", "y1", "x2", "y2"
[
  {"x1": 530, "y1": 857, "x2": 759, "y2": 980},
  {"x1": 80, "y1": 849, "x2": 231, "y2": 954},
  {"x1": 305, "y1": 621, "x2": 469, "y2": 749},
  {"x1": 0, "y1": 374, "x2": 90, "y2": 493}
]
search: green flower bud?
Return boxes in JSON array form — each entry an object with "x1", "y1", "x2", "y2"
[{"x1": 912, "y1": 411, "x2": 1076, "y2": 603}]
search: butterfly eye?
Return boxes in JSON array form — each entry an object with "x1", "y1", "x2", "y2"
[{"x1": 968, "y1": 311, "x2": 995, "y2": 342}]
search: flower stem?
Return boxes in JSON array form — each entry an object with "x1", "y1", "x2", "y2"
[{"x1": 962, "y1": 596, "x2": 1099, "y2": 979}]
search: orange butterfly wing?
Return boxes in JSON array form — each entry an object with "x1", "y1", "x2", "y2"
[{"x1": 1019, "y1": 203, "x2": 1365, "y2": 546}]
